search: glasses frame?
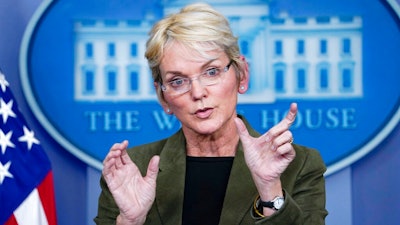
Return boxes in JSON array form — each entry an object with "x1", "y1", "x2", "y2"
[{"x1": 160, "y1": 60, "x2": 233, "y2": 96}]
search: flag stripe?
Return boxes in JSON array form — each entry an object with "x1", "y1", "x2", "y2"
[
  {"x1": 13, "y1": 188, "x2": 48, "y2": 225},
  {"x1": 37, "y1": 172, "x2": 57, "y2": 225},
  {"x1": 3, "y1": 174, "x2": 57, "y2": 225},
  {"x1": 4, "y1": 215, "x2": 18, "y2": 225}
]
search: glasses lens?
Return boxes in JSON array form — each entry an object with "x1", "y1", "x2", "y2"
[
  {"x1": 162, "y1": 61, "x2": 231, "y2": 95},
  {"x1": 174, "y1": 85, "x2": 190, "y2": 94},
  {"x1": 200, "y1": 75, "x2": 220, "y2": 86}
]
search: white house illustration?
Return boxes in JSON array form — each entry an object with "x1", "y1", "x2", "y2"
[{"x1": 73, "y1": 0, "x2": 363, "y2": 103}]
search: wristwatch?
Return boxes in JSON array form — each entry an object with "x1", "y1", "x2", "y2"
[{"x1": 259, "y1": 196, "x2": 285, "y2": 210}]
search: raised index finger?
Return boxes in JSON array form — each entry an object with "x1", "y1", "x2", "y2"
[
  {"x1": 285, "y1": 102, "x2": 298, "y2": 128},
  {"x1": 266, "y1": 103, "x2": 298, "y2": 139}
]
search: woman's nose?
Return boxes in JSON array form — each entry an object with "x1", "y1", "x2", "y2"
[{"x1": 190, "y1": 79, "x2": 207, "y2": 100}]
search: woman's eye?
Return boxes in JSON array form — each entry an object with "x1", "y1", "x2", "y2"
[
  {"x1": 170, "y1": 78, "x2": 185, "y2": 87},
  {"x1": 205, "y1": 68, "x2": 220, "y2": 76}
]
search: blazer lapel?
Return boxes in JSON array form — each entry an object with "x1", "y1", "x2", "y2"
[
  {"x1": 156, "y1": 131, "x2": 186, "y2": 225},
  {"x1": 155, "y1": 116, "x2": 259, "y2": 225},
  {"x1": 219, "y1": 117, "x2": 260, "y2": 225},
  {"x1": 218, "y1": 145, "x2": 258, "y2": 225}
]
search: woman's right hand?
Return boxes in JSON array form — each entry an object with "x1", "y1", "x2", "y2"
[{"x1": 102, "y1": 140, "x2": 160, "y2": 225}]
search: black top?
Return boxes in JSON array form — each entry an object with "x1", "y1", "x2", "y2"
[{"x1": 182, "y1": 156, "x2": 234, "y2": 225}]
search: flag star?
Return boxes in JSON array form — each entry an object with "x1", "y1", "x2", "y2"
[
  {"x1": 0, "y1": 99, "x2": 17, "y2": 124},
  {"x1": 0, "y1": 129, "x2": 14, "y2": 154},
  {"x1": 0, "y1": 74, "x2": 9, "y2": 92},
  {"x1": 18, "y1": 126, "x2": 40, "y2": 150},
  {"x1": 0, "y1": 161, "x2": 13, "y2": 184}
]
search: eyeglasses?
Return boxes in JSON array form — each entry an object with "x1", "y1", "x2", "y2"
[{"x1": 160, "y1": 60, "x2": 233, "y2": 96}]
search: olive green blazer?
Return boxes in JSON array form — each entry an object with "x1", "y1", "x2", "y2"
[{"x1": 95, "y1": 117, "x2": 328, "y2": 225}]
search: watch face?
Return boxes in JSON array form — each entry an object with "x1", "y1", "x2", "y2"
[{"x1": 273, "y1": 197, "x2": 284, "y2": 209}]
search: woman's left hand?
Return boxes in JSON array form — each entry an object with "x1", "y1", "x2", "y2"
[{"x1": 234, "y1": 102, "x2": 298, "y2": 199}]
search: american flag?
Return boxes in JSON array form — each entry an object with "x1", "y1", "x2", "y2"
[{"x1": 0, "y1": 71, "x2": 57, "y2": 225}]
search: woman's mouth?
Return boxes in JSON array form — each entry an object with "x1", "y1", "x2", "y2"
[{"x1": 195, "y1": 108, "x2": 213, "y2": 119}]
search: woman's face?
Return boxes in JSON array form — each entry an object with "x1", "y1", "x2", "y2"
[{"x1": 157, "y1": 41, "x2": 248, "y2": 136}]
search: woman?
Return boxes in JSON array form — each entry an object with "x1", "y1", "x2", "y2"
[{"x1": 95, "y1": 3, "x2": 327, "y2": 225}]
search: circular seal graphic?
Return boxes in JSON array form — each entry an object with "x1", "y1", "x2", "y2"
[{"x1": 20, "y1": 0, "x2": 400, "y2": 174}]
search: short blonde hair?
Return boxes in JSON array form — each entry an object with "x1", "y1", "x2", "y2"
[{"x1": 145, "y1": 3, "x2": 243, "y2": 96}]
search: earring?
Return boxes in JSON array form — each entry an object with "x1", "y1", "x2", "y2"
[
  {"x1": 240, "y1": 86, "x2": 245, "y2": 90},
  {"x1": 166, "y1": 108, "x2": 170, "y2": 113}
]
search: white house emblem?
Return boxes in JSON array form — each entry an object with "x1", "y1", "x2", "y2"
[{"x1": 20, "y1": 0, "x2": 400, "y2": 174}]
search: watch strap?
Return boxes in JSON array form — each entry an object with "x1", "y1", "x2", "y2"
[
  {"x1": 259, "y1": 199, "x2": 274, "y2": 208},
  {"x1": 259, "y1": 196, "x2": 284, "y2": 210}
]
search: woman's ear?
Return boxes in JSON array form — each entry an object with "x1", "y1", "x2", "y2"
[
  {"x1": 161, "y1": 103, "x2": 172, "y2": 114},
  {"x1": 238, "y1": 55, "x2": 249, "y2": 94}
]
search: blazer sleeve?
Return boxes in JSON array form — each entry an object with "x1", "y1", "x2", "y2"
[
  {"x1": 93, "y1": 175, "x2": 119, "y2": 225},
  {"x1": 252, "y1": 145, "x2": 328, "y2": 225}
]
